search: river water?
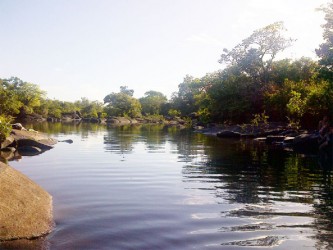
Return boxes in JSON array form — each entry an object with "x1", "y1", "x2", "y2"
[{"x1": 1, "y1": 123, "x2": 333, "y2": 249}]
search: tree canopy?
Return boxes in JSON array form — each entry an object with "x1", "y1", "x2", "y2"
[{"x1": 1, "y1": 12, "x2": 333, "y2": 133}]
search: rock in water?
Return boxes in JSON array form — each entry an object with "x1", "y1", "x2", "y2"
[
  {"x1": 293, "y1": 133, "x2": 319, "y2": 153},
  {"x1": 217, "y1": 130, "x2": 242, "y2": 138},
  {"x1": 0, "y1": 162, "x2": 54, "y2": 241}
]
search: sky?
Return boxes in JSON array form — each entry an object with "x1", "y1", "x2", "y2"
[{"x1": 0, "y1": 0, "x2": 330, "y2": 102}]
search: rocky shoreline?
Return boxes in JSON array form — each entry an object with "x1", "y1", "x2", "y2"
[
  {"x1": 195, "y1": 122, "x2": 325, "y2": 154},
  {"x1": 1, "y1": 124, "x2": 57, "y2": 161},
  {"x1": 0, "y1": 124, "x2": 56, "y2": 242}
]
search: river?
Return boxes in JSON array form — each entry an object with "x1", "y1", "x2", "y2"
[{"x1": 1, "y1": 123, "x2": 333, "y2": 249}]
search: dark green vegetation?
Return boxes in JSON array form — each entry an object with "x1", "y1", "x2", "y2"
[{"x1": 1, "y1": 3, "x2": 333, "y2": 140}]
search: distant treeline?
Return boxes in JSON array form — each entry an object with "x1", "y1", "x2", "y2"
[{"x1": 1, "y1": 3, "x2": 333, "y2": 132}]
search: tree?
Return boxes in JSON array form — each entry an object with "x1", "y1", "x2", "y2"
[
  {"x1": 3, "y1": 77, "x2": 46, "y2": 116},
  {"x1": 119, "y1": 86, "x2": 134, "y2": 97},
  {"x1": 0, "y1": 78, "x2": 22, "y2": 116},
  {"x1": 139, "y1": 90, "x2": 167, "y2": 115},
  {"x1": 219, "y1": 22, "x2": 294, "y2": 85},
  {"x1": 316, "y1": 1, "x2": 333, "y2": 80},
  {"x1": 170, "y1": 75, "x2": 204, "y2": 115},
  {"x1": 104, "y1": 87, "x2": 141, "y2": 117},
  {"x1": 269, "y1": 57, "x2": 318, "y2": 86}
]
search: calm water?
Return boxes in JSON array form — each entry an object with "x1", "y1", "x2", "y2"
[{"x1": 1, "y1": 123, "x2": 333, "y2": 250}]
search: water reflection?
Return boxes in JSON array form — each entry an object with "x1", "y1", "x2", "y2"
[
  {"x1": 2, "y1": 123, "x2": 332, "y2": 249},
  {"x1": 101, "y1": 124, "x2": 333, "y2": 247},
  {"x1": 25, "y1": 121, "x2": 106, "y2": 139},
  {"x1": 178, "y1": 135, "x2": 333, "y2": 248}
]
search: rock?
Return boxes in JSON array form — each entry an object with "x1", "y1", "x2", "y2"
[
  {"x1": 259, "y1": 129, "x2": 284, "y2": 137},
  {"x1": 59, "y1": 139, "x2": 73, "y2": 144},
  {"x1": 283, "y1": 137, "x2": 295, "y2": 144},
  {"x1": 17, "y1": 139, "x2": 53, "y2": 151},
  {"x1": 0, "y1": 135, "x2": 15, "y2": 149},
  {"x1": 194, "y1": 126, "x2": 205, "y2": 130},
  {"x1": 254, "y1": 137, "x2": 267, "y2": 142},
  {"x1": 11, "y1": 123, "x2": 25, "y2": 130},
  {"x1": 130, "y1": 119, "x2": 138, "y2": 124},
  {"x1": 18, "y1": 146, "x2": 42, "y2": 156},
  {"x1": 0, "y1": 150, "x2": 15, "y2": 161},
  {"x1": 293, "y1": 133, "x2": 319, "y2": 153},
  {"x1": 266, "y1": 135, "x2": 286, "y2": 144},
  {"x1": 0, "y1": 162, "x2": 53, "y2": 241},
  {"x1": 107, "y1": 118, "x2": 120, "y2": 124},
  {"x1": 168, "y1": 121, "x2": 179, "y2": 126},
  {"x1": 217, "y1": 130, "x2": 242, "y2": 138},
  {"x1": 10, "y1": 129, "x2": 57, "y2": 148},
  {"x1": 0, "y1": 147, "x2": 16, "y2": 152},
  {"x1": 116, "y1": 117, "x2": 131, "y2": 125}
]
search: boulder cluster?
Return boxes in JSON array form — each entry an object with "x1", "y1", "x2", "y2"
[
  {"x1": 0, "y1": 123, "x2": 57, "y2": 161},
  {"x1": 198, "y1": 123, "x2": 322, "y2": 154}
]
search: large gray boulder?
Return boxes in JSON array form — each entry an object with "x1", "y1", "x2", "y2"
[{"x1": 0, "y1": 162, "x2": 54, "y2": 240}]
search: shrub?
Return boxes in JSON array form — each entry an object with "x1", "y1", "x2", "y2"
[{"x1": 0, "y1": 116, "x2": 12, "y2": 143}]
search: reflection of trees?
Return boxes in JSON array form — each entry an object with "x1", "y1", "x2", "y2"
[
  {"x1": 24, "y1": 121, "x2": 106, "y2": 139},
  {"x1": 104, "y1": 125, "x2": 136, "y2": 154},
  {"x1": 14, "y1": 123, "x2": 332, "y2": 247},
  {"x1": 179, "y1": 134, "x2": 333, "y2": 248},
  {"x1": 103, "y1": 124, "x2": 177, "y2": 155}
]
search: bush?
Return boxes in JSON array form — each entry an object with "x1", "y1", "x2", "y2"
[{"x1": 0, "y1": 116, "x2": 12, "y2": 143}]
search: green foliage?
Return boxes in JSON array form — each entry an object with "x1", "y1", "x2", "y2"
[
  {"x1": 251, "y1": 111, "x2": 269, "y2": 127},
  {"x1": 168, "y1": 109, "x2": 181, "y2": 118},
  {"x1": 104, "y1": 88, "x2": 142, "y2": 117},
  {"x1": 75, "y1": 98, "x2": 104, "y2": 118},
  {"x1": 0, "y1": 116, "x2": 12, "y2": 143},
  {"x1": 139, "y1": 90, "x2": 167, "y2": 115},
  {"x1": 197, "y1": 108, "x2": 211, "y2": 124},
  {"x1": 170, "y1": 75, "x2": 203, "y2": 115},
  {"x1": 219, "y1": 22, "x2": 294, "y2": 85},
  {"x1": 0, "y1": 77, "x2": 46, "y2": 117},
  {"x1": 0, "y1": 15, "x2": 331, "y2": 130},
  {"x1": 120, "y1": 86, "x2": 134, "y2": 96},
  {"x1": 144, "y1": 114, "x2": 165, "y2": 123},
  {"x1": 286, "y1": 91, "x2": 306, "y2": 118},
  {"x1": 0, "y1": 78, "x2": 22, "y2": 116}
]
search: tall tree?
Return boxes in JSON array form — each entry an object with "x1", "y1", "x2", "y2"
[
  {"x1": 1, "y1": 77, "x2": 46, "y2": 116},
  {"x1": 104, "y1": 87, "x2": 141, "y2": 117},
  {"x1": 219, "y1": 22, "x2": 294, "y2": 86},
  {"x1": 316, "y1": 1, "x2": 333, "y2": 81},
  {"x1": 139, "y1": 90, "x2": 167, "y2": 115}
]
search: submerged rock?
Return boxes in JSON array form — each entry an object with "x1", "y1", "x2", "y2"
[{"x1": 0, "y1": 162, "x2": 54, "y2": 241}]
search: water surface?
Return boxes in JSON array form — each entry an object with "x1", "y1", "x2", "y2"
[{"x1": 2, "y1": 123, "x2": 333, "y2": 249}]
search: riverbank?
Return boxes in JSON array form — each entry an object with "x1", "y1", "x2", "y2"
[
  {"x1": 0, "y1": 125, "x2": 57, "y2": 161},
  {"x1": 194, "y1": 122, "x2": 330, "y2": 155},
  {"x1": 0, "y1": 125, "x2": 56, "y2": 242}
]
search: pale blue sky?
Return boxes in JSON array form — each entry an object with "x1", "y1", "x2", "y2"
[{"x1": 0, "y1": 0, "x2": 329, "y2": 101}]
